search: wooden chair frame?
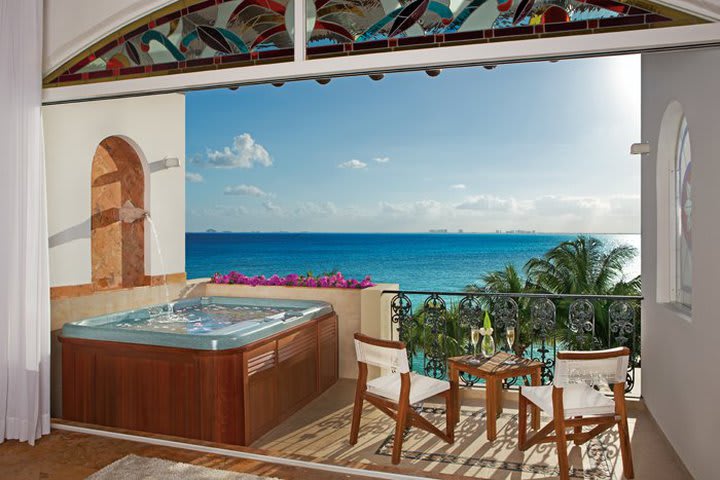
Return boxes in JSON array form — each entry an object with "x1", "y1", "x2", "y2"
[
  {"x1": 518, "y1": 348, "x2": 634, "y2": 480},
  {"x1": 349, "y1": 333, "x2": 455, "y2": 464}
]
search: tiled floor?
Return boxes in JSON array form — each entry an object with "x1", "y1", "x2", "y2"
[
  {"x1": 254, "y1": 380, "x2": 692, "y2": 480},
  {"x1": 0, "y1": 380, "x2": 692, "y2": 480}
]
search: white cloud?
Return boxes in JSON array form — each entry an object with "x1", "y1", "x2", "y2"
[
  {"x1": 531, "y1": 195, "x2": 610, "y2": 216},
  {"x1": 338, "y1": 159, "x2": 367, "y2": 169},
  {"x1": 206, "y1": 133, "x2": 273, "y2": 168},
  {"x1": 188, "y1": 192, "x2": 639, "y2": 233},
  {"x1": 185, "y1": 172, "x2": 204, "y2": 183},
  {"x1": 188, "y1": 154, "x2": 205, "y2": 165},
  {"x1": 450, "y1": 184, "x2": 466, "y2": 190},
  {"x1": 224, "y1": 184, "x2": 271, "y2": 198},
  {"x1": 456, "y1": 195, "x2": 517, "y2": 212},
  {"x1": 263, "y1": 200, "x2": 283, "y2": 215},
  {"x1": 294, "y1": 201, "x2": 338, "y2": 217},
  {"x1": 191, "y1": 205, "x2": 248, "y2": 217},
  {"x1": 374, "y1": 157, "x2": 390, "y2": 164},
  {"x1": 608, "y1": 194, "x2": 641, "y2": 217},
  {"x1": 381, "y1": 200, "x2": 444, "y2": 216}
]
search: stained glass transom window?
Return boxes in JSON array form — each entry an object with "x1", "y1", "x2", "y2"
[
  {"x1": 306, "y1": 0, "x2": 700, "y2": 57},
  {"x1": 44, "y1": 0, "x2": 702, "y2": 87},
  {"x1": 675, "y1": 116, "x2": 692, "y2": 308},
  {"x1": 45, "y1": 0, "x2": 295, "y2": 86}
]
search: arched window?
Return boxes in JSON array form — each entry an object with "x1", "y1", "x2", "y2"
[{"x1": 674, "y1": 117, "x2": 692, "y2": 308}]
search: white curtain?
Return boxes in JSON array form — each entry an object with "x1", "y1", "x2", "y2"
[{"x1": 0, "y1": 0, "x2": 51, "y2": 445}]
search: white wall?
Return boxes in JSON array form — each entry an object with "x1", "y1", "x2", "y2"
[
  {"x1": 43, "y1": 93, "x2": 186, "y2": 287},
  {"x1": 641, "y1": 48, "x2": 720, "y2": 480}
]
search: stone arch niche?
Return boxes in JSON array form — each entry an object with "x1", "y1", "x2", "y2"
[{"x1": 91, "y1": 136, "x2": 146, "y2": 290}]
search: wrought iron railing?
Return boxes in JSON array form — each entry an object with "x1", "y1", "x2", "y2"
[{"x1": 383, "y1": 290, "x2": 642, "y2": 394}]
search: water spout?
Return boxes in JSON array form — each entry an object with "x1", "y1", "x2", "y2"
[
  {"x1": 119, "y1": 200, "x2": 148, "y2": 224},
  {"x1": 146, "y1": 215, "x2": 173, "y2": 317}
]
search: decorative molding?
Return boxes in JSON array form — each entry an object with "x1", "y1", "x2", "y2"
[
  {"x1": 145, "y1": 272, "x2": 188, "y2": 286},
  {"x1": 51, "y1": 272, "x2": 187, "y2": 299},
  {"x1": 50, "y1": 283, "x2": 95, "y2": 300}
]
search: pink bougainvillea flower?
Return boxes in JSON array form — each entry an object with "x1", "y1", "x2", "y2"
[{"x1": 212, "y1": 272, "x2": 374, "y2": 289}]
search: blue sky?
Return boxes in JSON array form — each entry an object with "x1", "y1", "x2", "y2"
[{"x1": 186, "y1": 55, "x2": 640, "y2": 233}]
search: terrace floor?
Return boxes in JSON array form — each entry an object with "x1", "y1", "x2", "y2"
[
  {"x1": 253, "y1": 379, "x2": 691, "y2": 480},
  {"x1": 0, "y1": 428, "x2": 378, "y2": 480},
  {"x1": 0, "y1": 380, "x2": 691, "y2": 480}
]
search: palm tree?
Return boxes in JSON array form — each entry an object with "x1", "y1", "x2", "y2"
[
  {"x1": 524, "y1": 236, "x2": 640, "y2": 349},
  {"x1": 405, "y1": 236, "x2": 640, "y2": 377},
  {"x1": 524, "y1": 236, "x2": 638, "y2": 295},
  {"x1": 469, "y1": 264, "x2": 529, "y2": 294}
]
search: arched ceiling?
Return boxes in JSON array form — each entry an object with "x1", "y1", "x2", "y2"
[
  {"x1": 44, "y1": 0, "x2": 174, "y2": 75},
  {"x1": 43, "y1": 0, "x2": 719, "y2": 87}
]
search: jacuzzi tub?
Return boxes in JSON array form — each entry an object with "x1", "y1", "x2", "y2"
[
  {"x1": 60, "y1": 296, "x2": 338, "y2": 445},
  {"x1": 61, "y1": 296, "x2": 334, "y2": 350}
]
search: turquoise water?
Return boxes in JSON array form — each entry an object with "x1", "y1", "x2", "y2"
[
  {"x1": 63, "y1": 297, "x2": 333, "y2": 350},
  {"x1": 186, "y1": 233, "x2": 640, "y2": 291}
]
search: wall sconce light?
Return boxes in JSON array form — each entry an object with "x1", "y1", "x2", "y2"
[
  {"x1": 163, "y1": 157, "x2": 181, "y2": 168},
  {"x1": 630, "y1": 142, "x2": 651, "y2": 155}
]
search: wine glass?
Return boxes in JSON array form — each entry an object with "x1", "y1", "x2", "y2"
[
  {"x1": 470, "y1": 327, "x2": 481, "y2": 363},
  {"x1": 505, "y1": 326, "x2": 516, "y2": 364},
  {"x1": 506, "y1": 326, "x2": 516, "y2": 352}
]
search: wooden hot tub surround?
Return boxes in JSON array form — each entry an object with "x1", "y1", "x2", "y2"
[{"x1": 60, "y1": 312, "x2": 338, "y2": 446}]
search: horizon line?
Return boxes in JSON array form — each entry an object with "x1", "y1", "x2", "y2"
[{"x1": 187, "y1": 231, "x2": 641, "y2": 235}]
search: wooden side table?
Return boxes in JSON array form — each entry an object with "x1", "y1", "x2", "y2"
[{"x1": 448, "y1": 352, "x2": 544, "y2": 441}]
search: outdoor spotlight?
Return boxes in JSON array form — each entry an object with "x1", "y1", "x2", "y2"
[
  {"x1": 272, "y1": 82, "x2": 285, "y2": 88},
  {"x1": 425, "y1": 69, "x2": 442, "y2": 77},
  {"x1": 630, "y1": 142, "x2": 651, "y2": 155},
  {"x1": 316, "y1": 78, "x2": 331, "y2": 85},
  {"x1": 369, "y1": 73, "x2": 385, "y2": 81},
  {"x1": 163, "y1": 157, "x2": 180, "y2": 168},
  {"x1": 483, "y1": 65, "x2": 497, "y2": 70}
]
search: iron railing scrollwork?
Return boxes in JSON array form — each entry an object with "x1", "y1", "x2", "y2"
[
  {"x1": 457, "y1": 295, "x2": 484, "y2": 386},
  {"x1": 608, "y1": 299, "x2": 640, "y2": 391},
  {"x1": 568, "y1": 298, "x2": 598, "y2": 349},
  {"x1": 390, "y1": 292, "x2": 414, "y2": 369},
  {"x1": 491, "y1": 297, "x2": 520, "y2": 387},
  {"x1": 529, "y1": 297, "x2": 557, "y2": 384},
  {"x1": 422, "y1": 294, "x2": 448, "y2": 379},
  {"x1": 385, "y1": 290, "x2": 642, "y2": 395}
]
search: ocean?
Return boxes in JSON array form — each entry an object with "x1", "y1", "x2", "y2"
[{"x1": 185, "y1": 233, "x2": 641, "y2": 292}]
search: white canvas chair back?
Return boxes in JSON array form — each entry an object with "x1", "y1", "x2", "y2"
[
  {"x1": 354, "y1": 338, "x2": 410, "y2": 374},
  {"x1": 554, "y1": 347, "x2": 629, "y2": 388}
]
